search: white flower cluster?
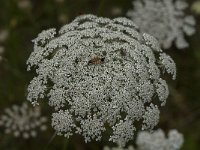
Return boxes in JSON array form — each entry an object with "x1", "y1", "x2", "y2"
[
  {"x1": 0, "y1": 103, "x2": 47, "y2": 139},
  {"x1": 127, "y1": 0, "x2": 196, "y2": 49},
  {"x1": 104, "y1": 129, "x2": 183, "y2": 150},
  {"x1": 27, "y1": 14, "x2": 176, "y2": 147},
  {"x1": 136, "y1": 129, "x2": 184, "y2": 150}
]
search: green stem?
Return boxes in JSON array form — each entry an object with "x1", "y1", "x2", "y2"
[
  {"x1": 43, "y1": 131, "x2": 57, "y2": 150},
  {"x1": 62, "y1": 139, "x2": 69, "y2": 150}
]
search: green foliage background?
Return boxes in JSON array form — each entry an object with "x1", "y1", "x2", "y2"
[{"x1": 0, "y1": 0, "x2": 199, "y2": 149}]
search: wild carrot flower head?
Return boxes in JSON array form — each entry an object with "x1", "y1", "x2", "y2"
[
  {"x1": 127, "y1": 0, "x2": 196, "y2": 49},
  {"x1": 0, "y1": 103, "x2": 47, "y2": 139},
  {"x1": 27, "y1": 14, "x2": 176, "y2": 147},
  {"x1": 136, "y1": 129, "x2": 184, "y2": 150},
  {"x1": 103, "y1": 129, "x2": 183, "y2": 150}
]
